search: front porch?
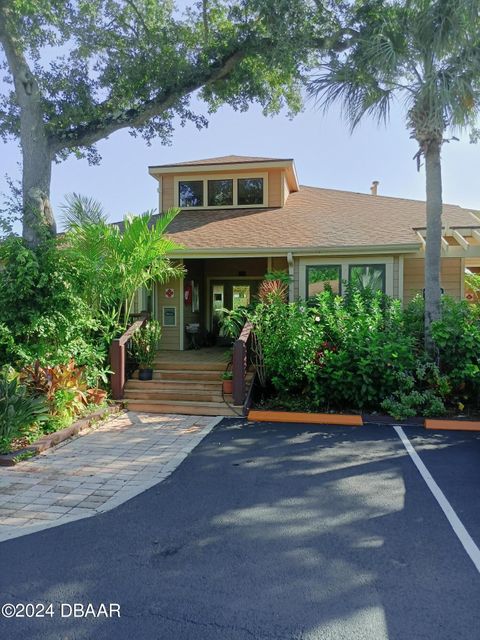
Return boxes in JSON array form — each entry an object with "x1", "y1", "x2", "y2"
[{"x1": 153, "y1": 256, "x2": 287, "y2": 352}]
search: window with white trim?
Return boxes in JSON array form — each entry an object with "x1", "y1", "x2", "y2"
[
  {"x1": 306, "y1": 265, "x2": 342, "y2": 297},
  {"x1": 349, "y1": 264, "x2": 386, "y2": 293}
]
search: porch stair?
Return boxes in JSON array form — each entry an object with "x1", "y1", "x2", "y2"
[{"x1": 123, "y1": 350, "x2": 249, "y2": 416}]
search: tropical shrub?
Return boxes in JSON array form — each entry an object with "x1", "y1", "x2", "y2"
[
  {"x1": 0, "y1": 237, "x2": 111, "y2": 386},
  {"x1": 0, "y1": 369, "x2": 49, "y2": 453},
  {"x1": 62, "y1": 209, "x2": 184, "y2": 330},
  {"x1": 252, "y1": 289, "x2": 417, "y2": 411},
  {"x1": 249, "y1": 286, "x2": 480, "y2": 416},
  {"x1": 380, "y1": 363, "x2": 449, "y2": 420}
]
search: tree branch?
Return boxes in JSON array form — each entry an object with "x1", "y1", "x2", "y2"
[{"x1": 49, "y1": 49, "x2": 246, "y2": 153}]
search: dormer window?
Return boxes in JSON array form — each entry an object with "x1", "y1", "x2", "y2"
[
  {"x1": 179, "y1": 180, "x2": 203, "y2": 207},
  {"x1": 238, "y1": 178, "x2": 263, "y2": 205},
  {"x1": 174, "y1": 173, "x2": 267, "y2": 209},
  {"x1": 208, "y1": 179, "x2": 233, "y2": 206}
]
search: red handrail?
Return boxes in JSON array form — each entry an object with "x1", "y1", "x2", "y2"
[
  {"x1": 110, "y1": 314, "x2": 148, "y2": 400},
  {"x1": 232, "y1": 321, "x2": 253, "y2": 405}
]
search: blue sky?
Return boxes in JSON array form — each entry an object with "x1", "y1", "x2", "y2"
[{"x1": 1, "y1": 91, "x2": 479, "y2": 229}]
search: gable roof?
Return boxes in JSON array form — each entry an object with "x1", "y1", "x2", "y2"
[{"x1": 160, "y1": 185, "x2": 479, "y2": 254}]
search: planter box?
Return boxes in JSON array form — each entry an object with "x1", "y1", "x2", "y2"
[
  {"x1": 0, "y1": 404, "x2": 123, "y2": 467},
  {"x1": 425, "y1": 418, "x2": 480, "y2": 432},
  {"x1": 248, "y1": 410, "x2": 363, "y2": 426}
]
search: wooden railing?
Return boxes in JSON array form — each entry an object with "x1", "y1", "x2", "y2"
[
  {"x1": 110, "y1": 313, "x2": 149, "y2": 400},
  {"x1": 232, "y1": 321, "x2": 254, "y2": 406}
]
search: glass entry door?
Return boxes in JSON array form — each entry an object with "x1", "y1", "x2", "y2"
[{"x1": 210, "y1": 280, "x2": 258, "y2": 333}]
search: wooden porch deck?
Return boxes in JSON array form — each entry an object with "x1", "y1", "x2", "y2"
[{"x1": 154, "y1": 346, "x2": 230, "y2": 370}]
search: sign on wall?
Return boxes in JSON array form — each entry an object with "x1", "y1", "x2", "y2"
[
  {"x1": 165, "y1": 287, "x2": 175, "y2": 299},
  {"x1": 162, "y1": 306, "x2": 176, "y2": 327}
]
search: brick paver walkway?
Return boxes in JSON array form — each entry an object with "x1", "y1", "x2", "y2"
[{"x1": 0, "y1": 411, "x2": 221, "y2": 542}]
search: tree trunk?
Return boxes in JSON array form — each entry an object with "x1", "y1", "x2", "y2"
[
  {"x1": 22, "y1": 133, "x2": 55, "y2": 247},
  {"x1": 0, "y1": 1, "x2": 56, "y2": 247},
  {"x1": 424, "y1": 139, "x2": 443, "y2": 354}
]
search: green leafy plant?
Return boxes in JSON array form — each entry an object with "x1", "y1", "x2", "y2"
[
  {"x1": 63, "y1": 210, "x2": 184, "y2": 329},
  {"x1": 0, "y1": 371, "x2": 49, "y2": 453},
  {"x1": 220, "y1": 371, "x2": 233, "y2": 381},
  {"x1": 131, "y1": 321, "x2": 162, "y2": 369}
]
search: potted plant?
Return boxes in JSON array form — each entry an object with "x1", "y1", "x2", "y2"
[
  {"x1": 221, "y1": 370, "x2": 233, "y2": 394},
  {"x1": 132, "y1": 320, "x2": 162, "y2": 381}
]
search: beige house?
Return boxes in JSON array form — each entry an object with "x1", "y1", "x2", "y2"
[{"x1": 140, "y1": 154, "x2": 480, "y2": 351}]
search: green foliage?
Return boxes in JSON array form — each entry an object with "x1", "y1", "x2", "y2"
[
  {"x1": 0, "y1": 236, "x2": 110, "y2": 385},
  {"x1": 0, "y1": 1, "x2": 330, "y2": 160},
  {"x1": 131, "y1": 320, "x2": 162, "y2": 369},
  {"x1": 381, "y1": 363, "x2": 449, "y2": 420},
  {"x1": 59, "y1": 192, "x2": 107, "y2": 230},
  {"x1": 0, "y1": 369, "x2": 49, "y2": 453},
  {"x1": 252, "y1": 289, "x2": 416, "y2": 410},
  {"x1": 63, "y1": 209, "x2": 183, "y2": 329},
  {"x1": 249, "y1": 288, "x2": 480, "y2": 416},
  {"x1": 219, "y1": 306, "x2": 251, "y2": 340}
]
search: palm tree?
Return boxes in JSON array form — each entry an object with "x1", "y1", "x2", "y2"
[
  {"x1": 60, "y1": 193, "x2": 108, "y2": 230},
  {"x1": 63, "y1": 209, "x2": 184, "y2": 329},
  {"x1": 308, "y1": 0, "x2": 480, "y2": 353}
]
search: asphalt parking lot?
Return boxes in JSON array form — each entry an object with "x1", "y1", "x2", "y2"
[{"x1": 1, "y1": 419, "x2": 480, "y2": 640}]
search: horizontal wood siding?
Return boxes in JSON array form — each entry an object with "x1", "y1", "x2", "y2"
[
  {"x1": 403, "y1": 257, "x2": 463, "y2": 302},
  {"x1": 156, "y1": 275, "x2": 181, "y2": 350},
  {"x1": 267, "y1": 169, "x2": 282, "y2": 207},
  {"x1": 162, "y1": 175, "x2": 175, "y2": 211}
]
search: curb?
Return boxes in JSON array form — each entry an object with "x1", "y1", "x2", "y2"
[{"x1": 247, "y1": 410, "x2": 363, "y2": 426}]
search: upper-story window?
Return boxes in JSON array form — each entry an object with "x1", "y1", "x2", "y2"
[
  {"x1": 208, "y1": 179, "x2": 233, "y2": 206},
  {"x1": 176, "y1": 173, "x2": 267, "y2": 208},
  {"x1": 179, "y1": 180, "x2": 203, "y2": 207},
  {"x1": 238, "y1": 178, "x2": 264, "y2": 205}
]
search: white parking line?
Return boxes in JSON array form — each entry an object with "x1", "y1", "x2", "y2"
[{"x1": 395, "y1": 426, "x2": 480, "y2": 574}]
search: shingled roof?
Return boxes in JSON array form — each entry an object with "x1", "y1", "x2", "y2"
[{"x1": 160, "y1": 185, "x2": 478, "y2": 253}]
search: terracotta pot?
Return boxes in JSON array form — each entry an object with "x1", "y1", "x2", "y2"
[
  {"x1": 222, "y1": 379, "x2": 233, "y2": 394},
  {"x1": 139, "y1": 368, "x2": 153, "y2": 381},
  {"x1": 87, "y1": 388, "x2": 107, "y2": 405}
]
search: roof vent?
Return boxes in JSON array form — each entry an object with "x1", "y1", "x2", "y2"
[{"x1": 370, "y1": 180, "x2": 379, "y2": 196}]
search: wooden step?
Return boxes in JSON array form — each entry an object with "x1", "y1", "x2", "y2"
[
  {"x1": 126, "y1": 379, "x2": 222, "y2": 391},
  {"x1": 152, "y1": 360, "x2": 227, "y2": 372},
  {"x1": 124, "y1": 388, "x2": 224, "y2": 403},
  {"x1": 124, "y1": 399, "x2": 241, "y2": 417},
  {"x1": 153, "y1": 369, "x2": 224, "y2": 381}
]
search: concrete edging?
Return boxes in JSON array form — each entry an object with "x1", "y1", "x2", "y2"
[
  {"x1": 0, "y1": 404, "x2": 123, "y2": 467},
  {"x1": 425, "y1": 418, "x2": 480, "y2": 432},
  {"x1": 248, "y1": 410, "x2": 363, "y2": 426}
]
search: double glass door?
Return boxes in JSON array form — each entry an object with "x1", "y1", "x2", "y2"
[{"x1": 211, "y1": 280, "x2": 259, "y2": 333}]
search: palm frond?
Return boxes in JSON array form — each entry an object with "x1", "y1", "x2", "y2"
[{"x1": 60, "y1": 193, "x2": 107, "y2": 230}]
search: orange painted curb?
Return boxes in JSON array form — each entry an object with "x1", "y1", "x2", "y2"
[
  {"x1": 247, "y1": 410, "x2": 363, "y2": 426},
  {"x1": 425, "y1": 419, "x2": 480, "y2": 432}
]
